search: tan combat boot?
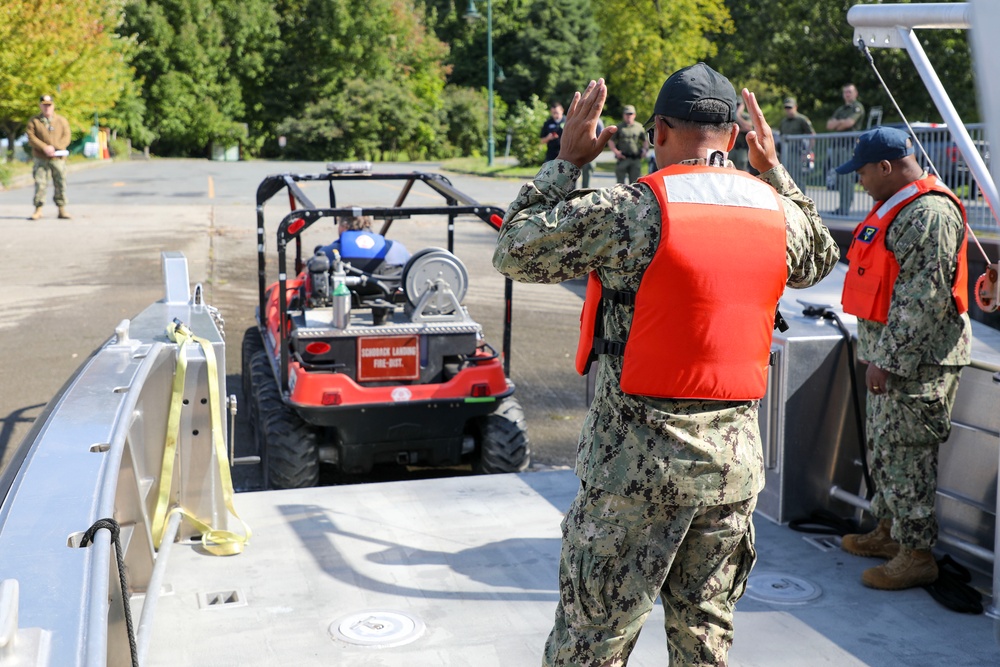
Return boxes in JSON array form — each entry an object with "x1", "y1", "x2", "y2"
[
  {"x1": 841, "y1": 520, "x2": 900, "y2": 559},
  {"x1": 29, "y1": 206, "x2": 43, "y2": 220},
  {"x1": 861, "y1": 546, "x2": 939, "y2": 590},
  {"x1": 58, "y1": 206, "x2": 72, "y2": 220}
]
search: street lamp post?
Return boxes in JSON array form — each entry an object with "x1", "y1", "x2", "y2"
[{"x1": 465, "y1": 0, "x2": 495, "y2": 166}]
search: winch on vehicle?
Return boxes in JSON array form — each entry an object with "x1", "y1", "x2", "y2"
[{"x1": 234, "y1": 167, "x2": 530, "y2": 490}]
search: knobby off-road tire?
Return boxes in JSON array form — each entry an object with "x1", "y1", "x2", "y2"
[
  {"x1": 473, "y1": 397, "x2": 531, "y2": 474},
  {"x1": 249, "y1": 350, "x2": 320, "y2": 489},
  {"x1": 241, "y1": 326, "x2": 264, "y2": 407}
]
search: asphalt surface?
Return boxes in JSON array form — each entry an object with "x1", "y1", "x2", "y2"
[{"x1": 0, "y1": 158, "x2": 616, "y2": 480}]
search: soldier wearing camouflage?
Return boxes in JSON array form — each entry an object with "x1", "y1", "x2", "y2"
[
  {"x1": 837, "y1": 126, "x2": 970, "y2": 591},
  {"x1": 493, "y1": 65, "x2": 839, "y2": 666},
  {"x1": 857, "y1": 189, "x2": 970, "y2": 547}
]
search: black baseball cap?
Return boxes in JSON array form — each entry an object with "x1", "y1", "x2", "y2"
[
  {"x1": 835, "y1": 127, "x2": 914, "y2": 174},
  {"x1": 648, "y1": 63, "x2": 737, "y2": 124}
]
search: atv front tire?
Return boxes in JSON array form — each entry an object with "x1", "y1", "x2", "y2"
[
  {"x1": 472, "y1": 397, "x2": 530, "y2": 474},
  {"x1": 249, "y1": 351, "x2": 320, "y2": 489}
]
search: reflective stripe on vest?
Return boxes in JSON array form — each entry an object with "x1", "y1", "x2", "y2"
[
  {"x1": 842, "y1": 175, "x2": 968, "y2": 324},
  {"x1": 574, "y1": 165, "x2": 787, "y2": 400}
]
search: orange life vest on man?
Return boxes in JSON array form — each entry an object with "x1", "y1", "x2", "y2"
[
  {"x1": 575, "y1": 164, "x2": 787, "y2": 400},
  {"x1": 842, "y1": 174, "x2": 968, "y2": 324}
]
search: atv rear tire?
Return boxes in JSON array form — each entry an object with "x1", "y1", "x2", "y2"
[
  {"x1": 249, "y1": 351, "x2": 320, "y2": 489},
  {"x1": 241, "y1": 326, "x2": 265, "y2": 404},
  {"x1": 472, "y1": 397, "x2": 530, "y2": 474}
]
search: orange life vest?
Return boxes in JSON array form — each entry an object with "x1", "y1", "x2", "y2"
[
  {"x1": 842, "y1": 175, "x2": 968, "y2": 324},
  {"x1": 575, "y1": 164, "x2": 787, "y2": 400}
]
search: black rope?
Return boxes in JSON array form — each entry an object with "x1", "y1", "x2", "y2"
[
  {"x1": 922, "y1": 555, "x2": 984, "y2": 614},
  {"x1": 81, "y1": 517, "x2": 139, "y2": 667}
]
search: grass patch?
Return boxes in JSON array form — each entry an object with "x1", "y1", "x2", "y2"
[
  {"x1": 439, "y1": 156, "x2": 541, "y2": 179},
  {"x1": 0, "y1": 159, "x2": 31, "y2": 188}
]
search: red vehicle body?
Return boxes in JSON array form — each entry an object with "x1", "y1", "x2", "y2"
[{"x1": 235, "y1": 165, "x2": 529, "y2": 489}]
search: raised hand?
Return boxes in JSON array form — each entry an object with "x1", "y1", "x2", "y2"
[
  {"x1": 742, "y1": 88, "x2": 780, "y2": 173},
  {"x1": 557, "y1": 79, "x2": 617, "y2": 168}
]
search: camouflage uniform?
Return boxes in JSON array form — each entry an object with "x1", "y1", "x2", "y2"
[
  {"x1": 493, "y1": 158, "x2": 839, "y2": 666},
  {"x1": 828, "y1": 100, "x2": 864, "y2": 214},
  {"x1": 855, "y1": 183, "x2": 971, "y2": 550},
  {"x1": 26, "y1": 111, "x2": 72, "y2": 208}
]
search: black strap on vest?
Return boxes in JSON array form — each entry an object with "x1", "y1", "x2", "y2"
[
  {"x1": 602, "y1": 288, "x2": 636, "y2": 307},
  {"x1": 774, "y1": 306, "x2": 789, "y2": 332}
]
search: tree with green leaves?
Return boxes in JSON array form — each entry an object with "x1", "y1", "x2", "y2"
[
  {"x1": 422, "y1": 0, "x2": 602, "y2": 108},
  {"x1": 118, "y1": 0, "x2": 281, "y2": 156},
  {"x1": 259, "y1": 0, "x2": 448, "y2": 156},
  {"x1": 593, "y1": 0, "x2": 732, "y2": 119},
  {"x1": 0, "y1": 0, "x2": 133, "y2": 157},
  {"x1": 709, "y1": 1, "x2": 976, "y2": 129}
]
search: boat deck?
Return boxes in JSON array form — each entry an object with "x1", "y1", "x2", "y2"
[{"x1": 145, "y1": 469, "x2": 998, "y2": 666}]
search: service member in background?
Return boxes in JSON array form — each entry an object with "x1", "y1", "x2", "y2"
[
  {"x1": 540, "y1": 102, "x2": 565, "y2": 163},
  {"x1": 778, "y1": 96, "x2": 815, "y2": 179},
  {"x1": 826, "y1": 83, "x2": 865, "y2": 215},
  {"x1": 607, "y1": 104, "x2": 647, "y2": 184},
  {"x1": 836, "y1": 126, "x2": 971, "y2": 590},
  {"x1": 493, "y1": 64, "x2": 839, "y2": 667},
  {"x1": 26, "y1": 94, "x2": 72, "y2": 220}
]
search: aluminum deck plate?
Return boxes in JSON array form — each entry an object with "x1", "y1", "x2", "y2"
[{"x1": 143, "y1": 470, "x2": 997, "y2": 666}]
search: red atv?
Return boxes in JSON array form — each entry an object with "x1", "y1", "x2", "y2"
[{"x1": 236, "y1": 164, "x2": 529, "y2": 489}]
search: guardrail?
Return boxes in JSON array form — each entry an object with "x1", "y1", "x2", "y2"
[{"x1": 778, "y1": 123, "x2": 995, "y2": 231}]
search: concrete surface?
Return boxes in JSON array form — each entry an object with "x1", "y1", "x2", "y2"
[{"x1": 0, "y1": 158, "x2": 597, "y2": 478}]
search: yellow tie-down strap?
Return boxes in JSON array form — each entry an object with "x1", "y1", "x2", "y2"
[{"x1": 151, "y1": 319, "x2": 251, "y2": 556}]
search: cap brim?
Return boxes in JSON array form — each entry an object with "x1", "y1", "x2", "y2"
[{"x1": 835, "y1": 157, "x2": 863, "y2": 175}]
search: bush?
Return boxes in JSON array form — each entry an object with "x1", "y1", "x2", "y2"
[
  {"x1": 278, "y1": 79, "x2": 442, "y2": 161},
  {"x1": 505, "y1": 95, "x2": 548, "y2": 167},
  {"x1": 0, "y1": 162, "x2": 11, "y2": 188},
  {"x1": 109, "y1": 137, "x2": 132, "y2": 159}
]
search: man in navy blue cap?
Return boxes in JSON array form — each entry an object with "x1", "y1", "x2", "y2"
[
  {"x1": 494, "y1": 64, "x2": 839, "y2": 667},
  {"x1": 837, "y1": 125, "x2": 971, "y2": 591}
]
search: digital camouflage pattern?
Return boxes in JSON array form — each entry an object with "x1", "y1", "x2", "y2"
[
  {"x1": 543, "y1": 484, "x2": 756, "y2": 667},
  {"x1": 494, "y1": 157, "x2": 838, "y2": 666},
  {"x1": 866, "y1": 364, "x2": 961, "y2": 549},
  {"x1": 856, "y1": 183, "x2": 971, "y2": 549},
  {"x1": 493, "y1": 158, "x2": 840, "y2": 507}
]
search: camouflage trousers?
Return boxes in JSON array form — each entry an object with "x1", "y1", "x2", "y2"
[
  {"x1": 32, "y1": 157, "x2": 68, "y2": 207},
  {"x1": 866, "y1": 364, "x2": 962, "y2": 550},
  {"x1": 543, "y1": 484, "x2": 757, "y2": 667}
]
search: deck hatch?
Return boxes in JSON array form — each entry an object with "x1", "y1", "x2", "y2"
[
  {"x1": 745, "y1": 572, "x2": 822, "y2": 604},
  {"x1": 330, "y1": 609, "x2": 425, "y2": 648}
]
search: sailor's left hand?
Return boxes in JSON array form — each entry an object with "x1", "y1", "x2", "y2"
[
  {"x1": 866, "y1": 363, "x2": 890, "y2": 395},
  {"x1": 557, "y1": 79, "x2": 617, "y2": 168},
  {"x1": 742, "y1": 88, "x2": 780, "y2": 173}
]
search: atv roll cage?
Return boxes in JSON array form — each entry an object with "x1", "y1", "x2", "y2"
[{"x1": 254, "y1": 167, "x2": 513, "y2": 394}]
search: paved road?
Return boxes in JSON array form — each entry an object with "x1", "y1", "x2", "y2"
[{"x1": 0, "y1": 158, "x2": 596, "y2": 478}]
